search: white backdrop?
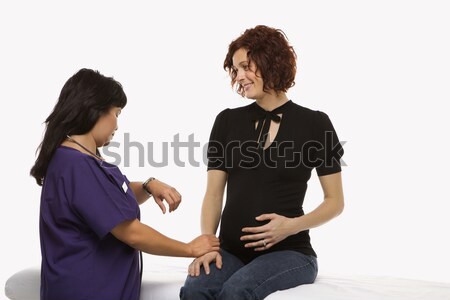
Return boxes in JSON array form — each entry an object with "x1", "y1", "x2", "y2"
[{"x1": 1, "y1": 0, "x2": 450, "y2": 293}]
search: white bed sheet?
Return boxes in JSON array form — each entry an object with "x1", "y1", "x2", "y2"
[{"x1": 5, "y1": 264, "x2": 450, "y2": 300}]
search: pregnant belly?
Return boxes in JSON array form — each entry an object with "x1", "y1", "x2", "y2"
[{"x1": 219, "y1": 205, "x2": 270, "y2": 261}]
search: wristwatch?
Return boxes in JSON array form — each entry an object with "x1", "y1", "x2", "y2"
[{"x1": 142, "y1": 177, "x2": 156, "y2": 197}]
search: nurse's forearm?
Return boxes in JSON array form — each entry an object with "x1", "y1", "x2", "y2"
[
  {"x1": 133, "y1": 225, "x2": 195, "y2": 257},
  {"x1": 112, "y1": 219, "x2": 194, "y2": 257},
  {"x1": 129, "y1": 182, "x2": 151, "y2": 205}
]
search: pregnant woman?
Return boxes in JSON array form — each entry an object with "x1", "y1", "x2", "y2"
[{"x1": 180, "y1": 25, "x2": 345, "y2": 299}]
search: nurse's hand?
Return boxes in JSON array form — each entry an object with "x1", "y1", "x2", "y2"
[
  {"x1": 240, "y1": 213, "x2": 296, "y2": 251},
  {"x1": 147, "y1": 179, "x2": 182, "y2": 214},
  {"x1": 188, "y1": 235, "x2": 220, "y2": 258}
]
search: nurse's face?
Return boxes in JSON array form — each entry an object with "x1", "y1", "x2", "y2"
[
  {"x1": 232, "y1": 48, "x2": 265, "y2": 100},
  {"x1": 91, "y1": 106, "x2": 121, "y2": 147}
]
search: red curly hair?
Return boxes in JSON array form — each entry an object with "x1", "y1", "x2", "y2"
[{"x1": 224, "y1": 25, "x2": 297, "y2": 97}]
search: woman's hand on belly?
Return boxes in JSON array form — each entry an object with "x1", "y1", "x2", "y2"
[{"x1": 240, "y1": 213, "x2": 296, "y2": 251}]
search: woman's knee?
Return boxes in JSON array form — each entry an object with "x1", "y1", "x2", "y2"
[
  {"x1": 217, "y1": 272, "x2": 260, "y2": 300},
  {"x1": 180, "y1": 281, "x2": 214, "y2": 300},
  {"x1": 218, "y1": 280, "x2": 256, "y2": 300},
  {"x1": 180, "y1": 271, "x2": 225, "y2": 300}
]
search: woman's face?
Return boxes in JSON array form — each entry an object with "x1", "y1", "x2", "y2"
[
  {"x1": 232, "y1": 48, "x2": 265, "y2": 100},
  {"x1": 91, "y1": 106, "x2": 121, "y2": 147}
]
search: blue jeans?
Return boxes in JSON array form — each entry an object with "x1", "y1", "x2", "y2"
[{"x1": 180, "y1": 249, "x2": 318, "y2": 300}]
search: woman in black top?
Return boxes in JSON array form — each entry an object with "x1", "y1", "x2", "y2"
[{"x1": 181, "y1": 25, "x2": 345, "y2": 300}]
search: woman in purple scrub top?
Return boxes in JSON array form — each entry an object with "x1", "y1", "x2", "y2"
[{"x1": 30, "y1": 68, "x2": 220, "y2": 300}]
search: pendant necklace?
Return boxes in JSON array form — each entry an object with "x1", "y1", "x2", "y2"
[{"x1": 66, "y1": 135, "x2": 104, "y2": 161}]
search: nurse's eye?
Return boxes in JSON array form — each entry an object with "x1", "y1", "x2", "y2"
[{"x1": 243, "y1": 65, "x2": 249, "y2": 71}]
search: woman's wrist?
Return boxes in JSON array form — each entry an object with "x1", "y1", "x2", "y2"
[{"x1": 289, "y1": 216, "x2": 306, "y2": 235}]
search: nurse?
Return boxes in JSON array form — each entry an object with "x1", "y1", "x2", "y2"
[{"x1": 30, "y1": 68, "x2": 219, "y2": 300}]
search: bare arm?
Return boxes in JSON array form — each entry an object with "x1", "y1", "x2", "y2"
[
  {"x1": 188, "y1": 170, "x2": 227, "y2": 276},
  {"x1": 200, "y1": 170, "x2": 228, "y2": 234},
  {"x1": 290, "y1": 171, "x2": 344, "y2": 232},
  {"x1": 129, "y1": 181, "x2": 151, "y2": 205},
  {"x1": 111, "y1": 219, "x2": 219, "y2": 257}
]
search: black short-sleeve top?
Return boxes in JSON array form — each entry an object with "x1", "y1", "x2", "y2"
[{"x1": 207, "y1": 100, "x2": 344, "y2": 263}]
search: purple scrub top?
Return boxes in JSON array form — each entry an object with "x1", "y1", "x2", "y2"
[{"x1": 39, "y1": 146, "x2": 141, "y2": 300}]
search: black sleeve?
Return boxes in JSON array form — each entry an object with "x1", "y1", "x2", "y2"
[
  {"x1": 207, "y1": 109, "x2": 230, "y2": 172},
  {"x1": 313, "y1": 111, "x2": 345, "y2": 177}
]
